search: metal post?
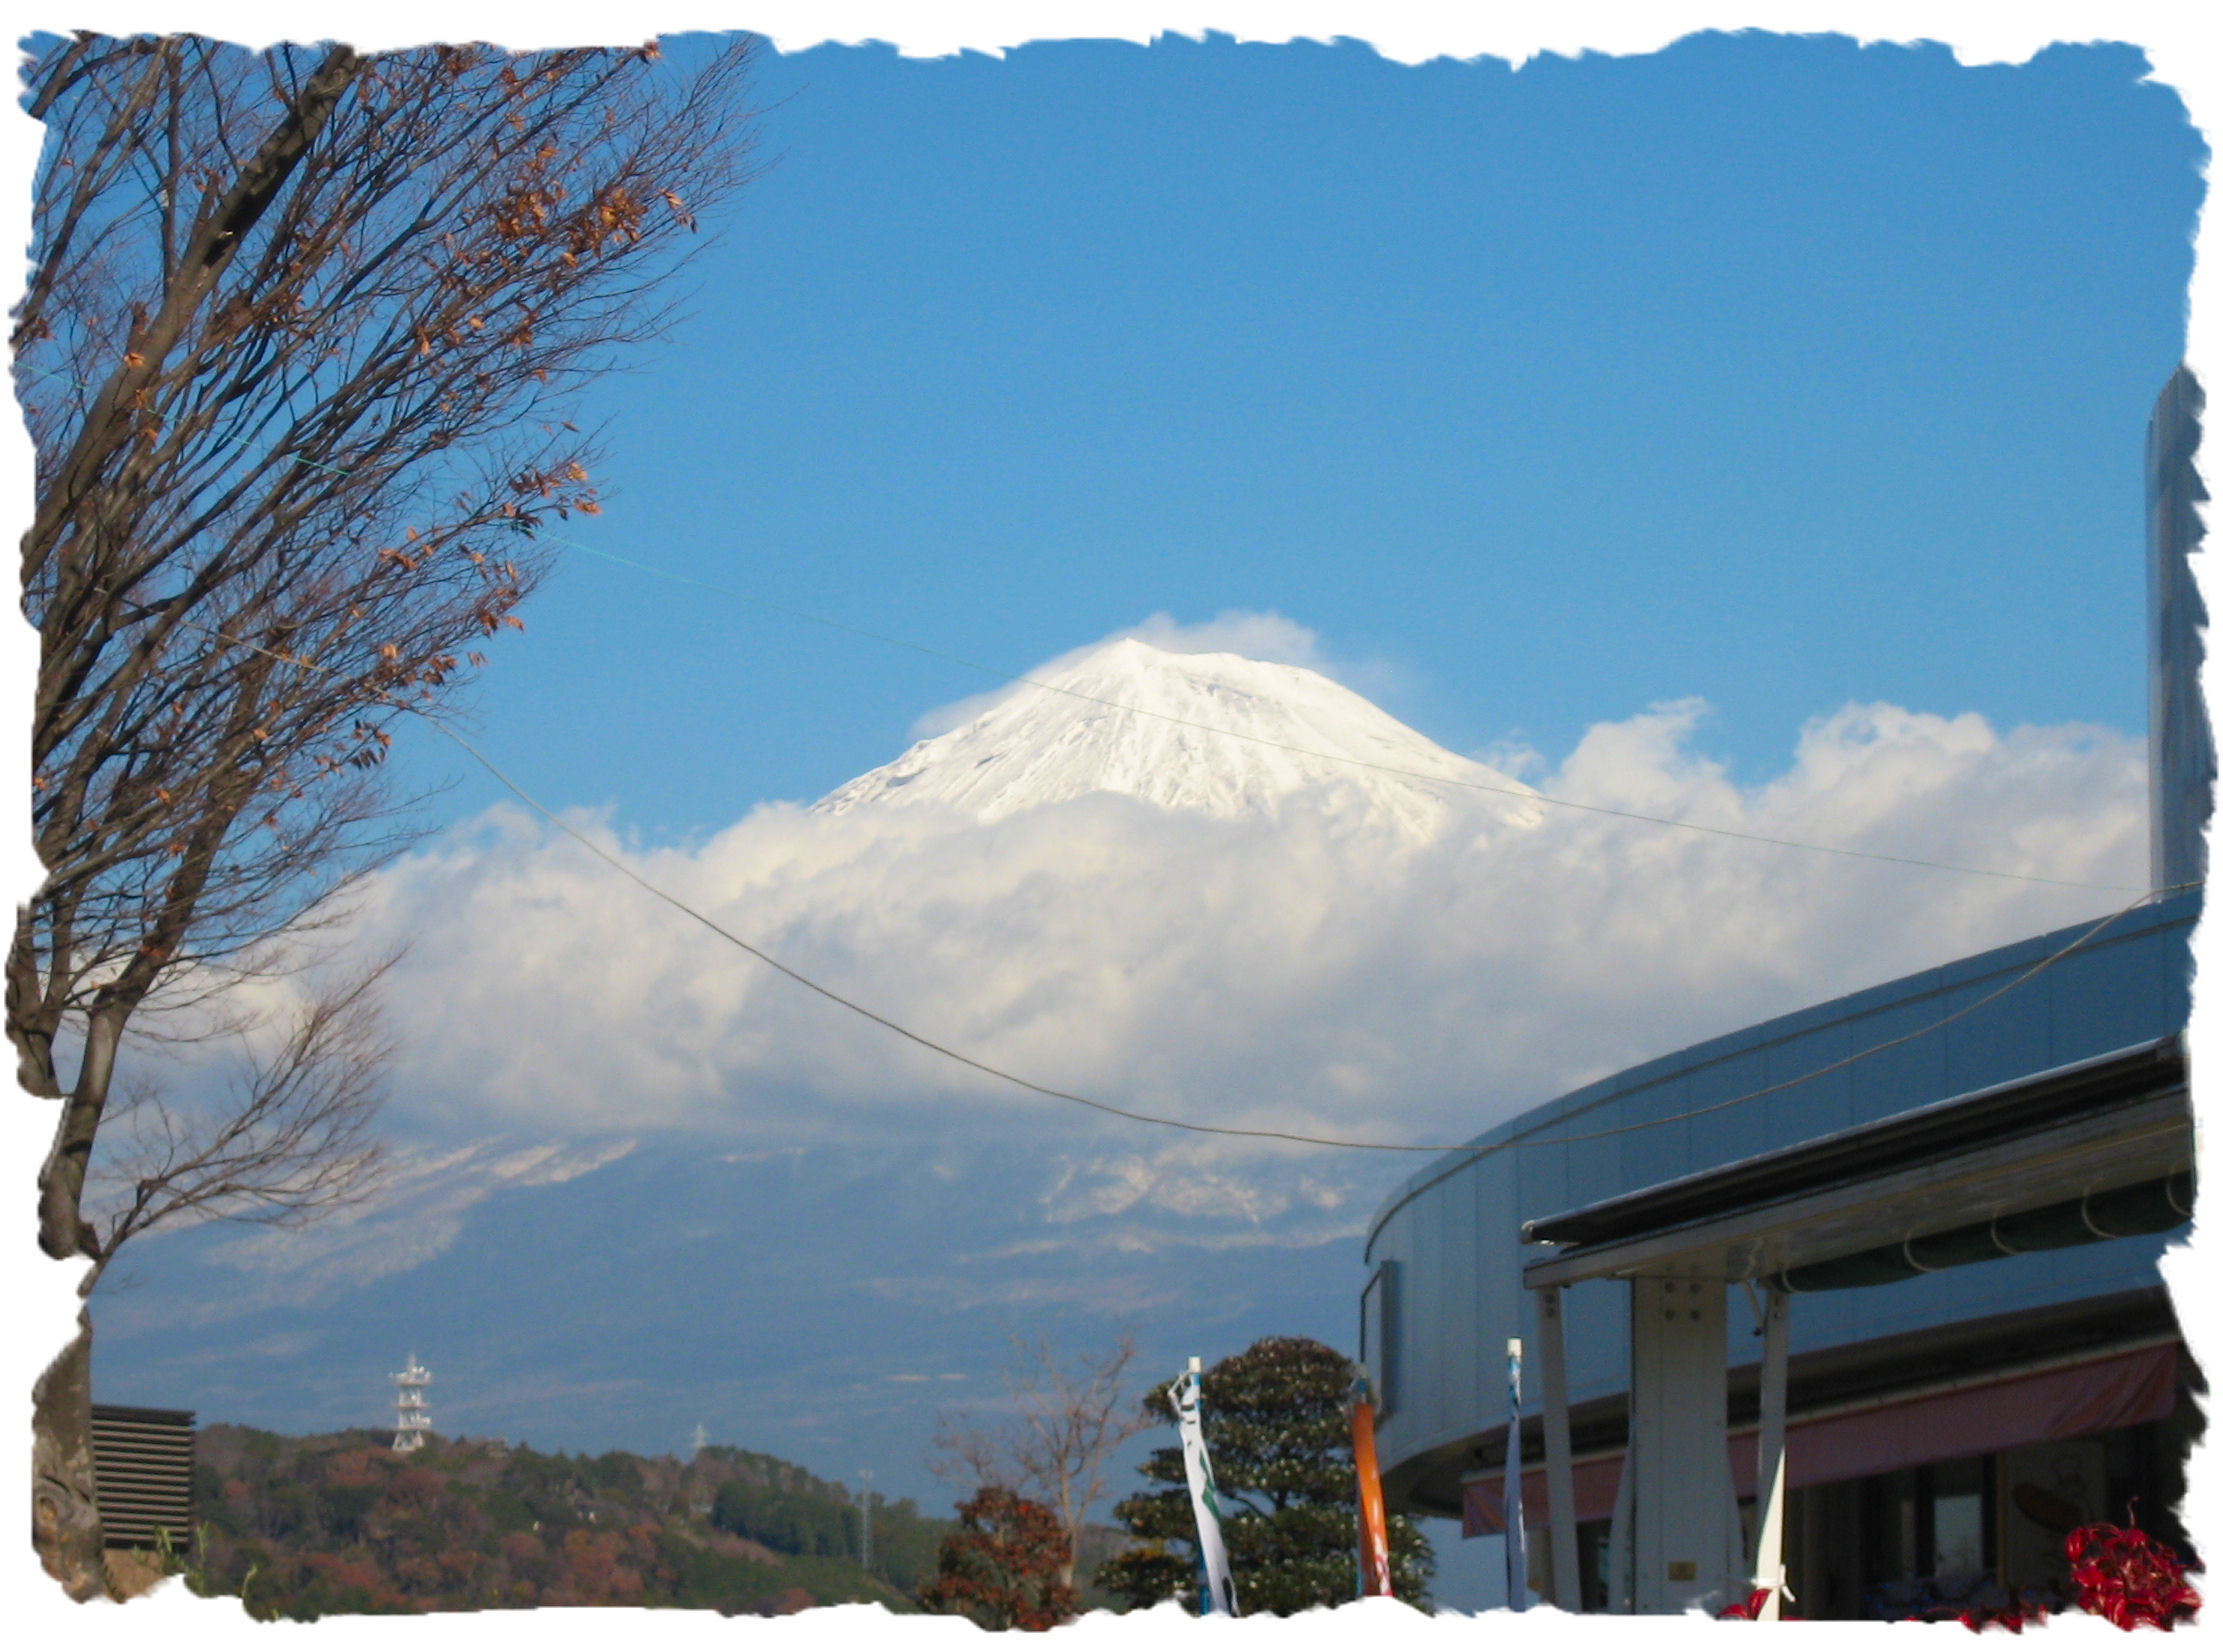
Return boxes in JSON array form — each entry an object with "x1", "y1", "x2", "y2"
[
  {"x1": 1753, "y1": 1285, "x2": 1791, "y2": 1620},
  {"x1": 858, "y1": 1467, "x2": 873, "y2": 1573},
  {"x1": 1506, "y1": 1338, "x2": 1528, "y2": 1611},
  {"x1": 1537, "y1": 1286, "x2": 1582, "y2": 1610}
]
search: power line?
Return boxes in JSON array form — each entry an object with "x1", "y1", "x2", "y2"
[
  {"x1": 369, "y1": 713, "x2": 2205, "y2": 1159},
  {"x1": 137, "y1": 612, "x2": 2199, "y2": 1163},
  {"x1": 1449, "y1": 882, "x2": 2185, "y2": 1158},
  {"x1": 428, "y1": 729, "x2": 2200, "y2": 1156}
]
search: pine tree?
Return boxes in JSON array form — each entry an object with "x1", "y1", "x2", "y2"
[{"x1": 1097, "y1": 1337, "x2": 1434, "y2": 1615}]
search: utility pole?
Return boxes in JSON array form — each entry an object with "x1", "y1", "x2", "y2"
[{"x1": 858, "y1": 1467, "x2": 874, "y2": 1573}]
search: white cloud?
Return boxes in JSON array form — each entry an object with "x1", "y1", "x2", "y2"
[
  {"x1": 1111, "y1": 608, "x2": 1416, "y2": 708},
  {"x1": 1118, "y1": 609, "x2": 1325, "y2": 667},
  {"x1": 908, "y1": 608, "x2": 1349, "y2": 737},
  {"x1": 345, "y1": 682, "x2": 2146, "y2": 1172}
]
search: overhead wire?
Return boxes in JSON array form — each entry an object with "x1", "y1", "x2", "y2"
[
  {"x1": 1429, "y1": 879, "x2": 2188, "y2": 1161},
  {"x1": 366, "y1": 739, "x2": 2204, "y2": 1161},
  {"x1": 110, "y1": 607, "x2": 2198, "y2": 1163},
  {"x1": 22, "y1": 354, "x2": 2176, "y2": 1157}
]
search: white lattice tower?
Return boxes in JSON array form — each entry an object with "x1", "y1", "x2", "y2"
[{"x1": 391, "y1": 1353, "x2": 433, "y2": 1453}]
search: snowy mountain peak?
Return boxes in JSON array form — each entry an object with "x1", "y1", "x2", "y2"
[{"x1": 811, "y1": 637, "x2": 1540, "y2": 842}]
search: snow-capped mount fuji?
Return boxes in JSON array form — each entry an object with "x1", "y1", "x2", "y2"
[{"x1": 811, "y1": 637, "x2": 1541, "y2": 844}]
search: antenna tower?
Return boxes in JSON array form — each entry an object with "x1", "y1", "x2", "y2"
[{"x1": 391, "y1": 1353, "x2": 433, "y2": 1452}]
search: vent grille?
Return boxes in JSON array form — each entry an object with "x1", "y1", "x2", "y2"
[{"x1": 90, "y1": 1404, "x2": 195, "y2": 1551}]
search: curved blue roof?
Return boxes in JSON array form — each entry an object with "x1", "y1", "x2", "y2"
[{"x1": 1361, "y1": 891, "x2": 2198, "y2": 1482}]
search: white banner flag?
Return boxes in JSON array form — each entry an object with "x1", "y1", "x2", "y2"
[{"x1": 1173, "y1": 1365, "x2": 1239, "y2": 1616}]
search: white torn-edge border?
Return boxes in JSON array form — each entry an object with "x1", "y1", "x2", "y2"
[{"x1": 3, "y1": 1, "x2": 2214, "y2": 1640}]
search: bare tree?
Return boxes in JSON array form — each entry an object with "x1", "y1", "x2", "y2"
[
  {"x1": 85, "y1": 959, "x2": 396, "y2": 1265},
  {"x1": 931, "y1": 1334, "x2": 1154, "y2": 1593},
  {"x1": 15, "y1": 31, "x2": 761, "y2": 1596}
]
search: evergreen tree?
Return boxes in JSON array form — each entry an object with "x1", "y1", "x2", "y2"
[{"x1": 1098, "y1": 1337, "x2": 1434, "y2": 1615}]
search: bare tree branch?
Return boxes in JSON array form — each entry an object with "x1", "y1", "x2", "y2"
[
  {"x1": 83, "y1": 956, "x2": 398, "y2": 1291},
  {"x1": 18, "y1": 27, "x2": 761, "y2": 1256},
  {"x1": 931, "y1": 1334, "x2": 1153, "y2": 1592},
  {"x1": 15, "y1": 30, "x2": 764, "y2": 1597}
]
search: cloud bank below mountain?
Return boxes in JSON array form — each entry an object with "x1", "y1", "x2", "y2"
[
  {"x1": 85, "y1": 627, "x2": 2154, "y2": 1508},
  {"x1": 345, "y1": 633, "x2": 2146, "y2": 1157}
]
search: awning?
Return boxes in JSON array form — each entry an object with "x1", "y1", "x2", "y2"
[
  {"x1": 1509, "y1": 1033, "x2": 2191, "y2": 1613},
  {"x1": 1779, "y1": 1171, "x2": 2193, "y2": 1291},
  {"x1": 1463, "y1": 1339, "x2": 2180, "y2": 1536},
  {"x1": 1521, "y1": 1038, "x2": 2192, "y2": 1289}
]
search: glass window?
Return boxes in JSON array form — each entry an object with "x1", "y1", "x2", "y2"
[
  {"x1": 1931, "y1": 1457, "x2": 1986, "y2": 1580},
  {"x1": 1360, "y1": 1260, "x2": 1400, "y2": 1416}
]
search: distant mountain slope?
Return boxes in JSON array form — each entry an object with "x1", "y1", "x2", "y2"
[
  {"x1": 813, "y1": 637, "x2": 1540, "y2": 844},
  {"x1": 179, "y1": 1425, "x2": 944, "y2": 1617}
]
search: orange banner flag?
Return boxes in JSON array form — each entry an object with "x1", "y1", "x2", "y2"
[{"x1": 1353, "y1": 1384, "x2": 1394, "y2": 1599}]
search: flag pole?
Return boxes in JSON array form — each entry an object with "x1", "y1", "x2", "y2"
[
  {"x1": 1174, "y1": 1356, "x2": 1239, "y2": 1617},
  {"x1": 1507, "y1": 1338, "x2": 1528, "y2": 1611}
]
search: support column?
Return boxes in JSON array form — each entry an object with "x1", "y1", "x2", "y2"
[
  {"x1": 1605, "y1": 1426, "x2": 1634, "y2": 1614},
  {"x1": 1628, "y1": 1275, "x2": 1733, "y2": 1613},
  {"x1": 1537, "y1": 1286, "x2": 1582, "y2": 1610},
  {"x1": 1752, "y1": 1283, "x2": 1791, "y2": 1620}
]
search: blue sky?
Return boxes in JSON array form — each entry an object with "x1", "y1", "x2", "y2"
[
  {"x1": 65, "y1": 27, "x2": 2208, "y2": 1605},
  {"x1": 408, "y1": 29, "x2": 2203, "y2": 837}
]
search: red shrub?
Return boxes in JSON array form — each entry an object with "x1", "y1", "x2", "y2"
[{"x1": 2067, "y1": 1518, "x2": 2201, "y2": 1631}]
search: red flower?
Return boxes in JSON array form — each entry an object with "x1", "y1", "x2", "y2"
[{"x1": 2066, "y1": 1516, "x2": 2201, "y2": 1631}]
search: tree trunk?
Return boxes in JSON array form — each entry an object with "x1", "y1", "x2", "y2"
[
  {"x1": 1058, "y1": 1492, "x2": 1079, "y2": 1594},
  {"x1": 37, "y1": 1005, "x2": 120, "y2": 1262},
  {"x1": 32, "y1": 1307, "x2": 109, "y2": 1601}
]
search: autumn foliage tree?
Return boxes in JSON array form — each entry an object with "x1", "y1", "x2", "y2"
[
  {"x1": 918, "y1": 1487, "x2": 1079, "y2": 1633},
  {"x1": 15, "y1": 31, "x2": 759, "y2": 1597},
  {"x1": 175, "y1": 1428, "x2": 936, "y2": 1617}
]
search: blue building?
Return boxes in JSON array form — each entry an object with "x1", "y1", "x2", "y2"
[{"x1": 1361, "y1": 371, "x2": 2206, "y2": 1619}]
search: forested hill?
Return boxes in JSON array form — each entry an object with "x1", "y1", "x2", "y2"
[{"x1": 181, "y1": 1425, "x2": 953, "y2": 1618}]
